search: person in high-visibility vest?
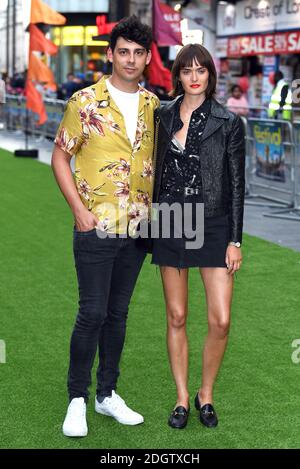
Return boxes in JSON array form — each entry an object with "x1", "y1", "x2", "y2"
[{"x1": 268, "y1": 70, "x2": 292, "y2": 120}]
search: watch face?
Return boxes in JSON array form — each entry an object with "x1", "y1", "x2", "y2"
[{"x1": 236, "y1": 242, "x2": 241, "y2": 248}]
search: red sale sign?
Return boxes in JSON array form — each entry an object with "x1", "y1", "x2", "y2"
[{"x1": 228, "y1": 31, "x2": 300, "y2": 56}]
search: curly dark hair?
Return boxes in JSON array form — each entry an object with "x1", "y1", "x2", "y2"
[{"x1": 110, "y1": 15, "x2": 152, "y2": 52}]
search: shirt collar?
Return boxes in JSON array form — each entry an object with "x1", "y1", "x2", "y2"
[{"x1": 95, "y1": 75, "x2": 148, "y2": 115}]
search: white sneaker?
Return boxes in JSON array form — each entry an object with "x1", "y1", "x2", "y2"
[
  {"x1": 95, "y1": 391, "x2": 144, "y2": 425},
  {"x1": 62, "y1": 397, "x2": 88, "y2": 437}
]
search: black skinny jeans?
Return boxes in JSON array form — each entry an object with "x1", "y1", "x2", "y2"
[{"x1": 68, "y1": 228, "x2": 146, "y2": 402}]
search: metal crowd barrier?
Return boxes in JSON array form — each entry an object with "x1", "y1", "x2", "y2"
[
  {"x1": 4, "y1": 94, "x2": 65, "y2": 139},
  {"x1": 293, "y1": 120, "x2": 300, "y2": 216},
  {"x1": 244, "y1": 116, "x2": 300, "y2": 221}
]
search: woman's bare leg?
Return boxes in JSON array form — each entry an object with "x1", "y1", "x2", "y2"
[
  {"x1": 160, "y1": 267, "x2": 189, "y2": 409},
  {"x1": 198, "y1": 267, "x2": 234, "y2": 405}
]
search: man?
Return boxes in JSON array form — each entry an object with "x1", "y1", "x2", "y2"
[
  {"x1": 268, "y1": 70, "x2": 292, "y2": 120},
  {"x1": 51, "y1": 15, "x2": 159, "y2": 437},
  {"x1": 60, "y1": 73, "x2": 77, "y2": 100}
]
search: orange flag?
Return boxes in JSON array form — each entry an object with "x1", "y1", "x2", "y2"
[
  {"x1": 30, "y1": 24, "x2": 58, "y2": 55},
  {"x1": 27, "y1": 52, "x2": 55, "y2": 88},
  {"x1": 25, "y1": 79, "x2": 47, "y2": 125},
  {"x1": 30, "y1": 0, "x2": 66, "y2": 25}
]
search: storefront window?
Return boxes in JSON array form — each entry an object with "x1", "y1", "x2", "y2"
[{"x1": 51, "y1": 26, "x2": 109, "y2": 84}]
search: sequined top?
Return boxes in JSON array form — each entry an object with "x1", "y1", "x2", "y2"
[{"x1": 160, "y1": 97, "x2": 211, "y2": 201}]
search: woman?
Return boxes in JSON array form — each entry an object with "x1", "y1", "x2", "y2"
[
  {"x1": 226, "y1": 84, "x2": 249, "y2": 116},
  {"x1": 151, "y1": 44, "x2": 245, "y2": 429}
]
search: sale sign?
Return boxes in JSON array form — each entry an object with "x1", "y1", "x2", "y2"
[{"x1": 228, "y1": 31, "x2": 300, "y2": 56}]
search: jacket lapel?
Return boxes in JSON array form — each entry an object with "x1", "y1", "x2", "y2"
[
  {"x1": 201, "y1": 98, "x2": 230, "y2": 142},
  {"x1": 159, "y1": 96, "x2": 181, "y2": 136},
  {"x1": 201, "y1": 116, "x2": 224, "y2": 142},
  {"x1": 159, "y1": 96, "x2": 230, "y2": 141}
]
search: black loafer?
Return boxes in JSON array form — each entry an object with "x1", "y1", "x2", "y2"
[
  {"x1": 194, "y1": 393, "x2": 218, "y2": 428},
  {"x1": 168, "y1": 405, "x2": 189, "y2": 429}
]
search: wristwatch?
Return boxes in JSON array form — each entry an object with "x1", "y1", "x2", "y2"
[{"x1": 228, "y1": 241, "x2": 241, "y2": 248}]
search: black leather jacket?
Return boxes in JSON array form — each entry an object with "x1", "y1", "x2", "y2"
[{"x1": 152, "y1": 97, "x2": 246, "y2": 243}]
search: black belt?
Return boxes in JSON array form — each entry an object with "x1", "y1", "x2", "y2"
[
  {"x1": 162, "y1": 186, "x2": 201, "y2": 196},
  {"x1": 161, "y1": 187, "x2": 202, "y2": 195}
]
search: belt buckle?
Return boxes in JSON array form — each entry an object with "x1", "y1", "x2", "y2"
[{"x1": 185, "y1": 187, "x2": 198, "y2": 196}]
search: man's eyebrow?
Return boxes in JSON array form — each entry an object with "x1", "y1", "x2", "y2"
[{"x1": 117, "y1": 48, "x2": 146, "y2": 52}]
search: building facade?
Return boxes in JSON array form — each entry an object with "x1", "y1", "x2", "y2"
[
  {"x1": 0, "y1": 0, "x2": 30, "y2": 77},
  {"x1": 216, "y1": 0, "x2": 300, "y2": 107},
  {"x1": 1, "y1": 0, "x2": 219, "y2": 86}
]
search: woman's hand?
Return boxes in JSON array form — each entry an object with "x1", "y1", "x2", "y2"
[{"x1": 225, "y1": 246, "x2": 242, "y2": 275}]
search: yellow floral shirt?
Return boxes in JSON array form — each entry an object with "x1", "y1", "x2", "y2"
[{"x1": 54, "y1": 75, "x2": 159, "y2": 235}]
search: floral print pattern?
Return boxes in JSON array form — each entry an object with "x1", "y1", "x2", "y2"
[
  {"x1": 104, "y1": 112, "x2": 121, "y2": 133},
  {"x1": 54, "y1": 76, "x2": 159, "y2": 235},
  {"x1": 113, "y1": 181, "x2": 130, "y2": 209},
  {"x1": 77, "y1": 178, "x2": 91, "y2": 200},
  {"x1": 132, "y1": 116, "x2": 147, "y2": 154},
  {"x1": 128, "y1": 202, "x2": 149, "y2": 234},
  {"x1": 77, "y1": 87, "x2": 96, "y2": 103},
  {"x1": 55, "y1": 127, "x2": 79, "y2": 154},
  {"x1": 141, "y1": 159, "x2": 153, "y2": 180},
  {"x1": 99, "y1": 158, "x2": 130, "y2": 179},
  {"x1": 94, "y1": 202, "x2": 115, "y2": 232},
  {"x1": 136, "y1": 190, "x2": 150, "y2": 207},
  {"x1": 79, "y1": 103, "x2": 105, "y2": 137}
]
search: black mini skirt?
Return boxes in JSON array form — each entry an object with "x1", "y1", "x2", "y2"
[{"x1": 151, "y1": 194, "x2": 230, "y2": 269}]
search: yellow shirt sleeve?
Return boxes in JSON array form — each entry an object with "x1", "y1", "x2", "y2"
[{"x1": 54, "y1": 97, "x2": 84, "y2": 156}]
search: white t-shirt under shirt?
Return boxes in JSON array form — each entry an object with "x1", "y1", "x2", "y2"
[{"x1": 105, "y1": 78, "x2": 139, "y2": 146}]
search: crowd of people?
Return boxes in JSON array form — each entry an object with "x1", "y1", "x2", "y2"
[{"x1": 1, "y1": 68, "x2": 174, "y2": 103}]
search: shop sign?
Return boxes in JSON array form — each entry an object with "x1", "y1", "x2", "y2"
[
  {"x1": 217, "y1": 0, "x2": 300, "y2": 36},
  {"x1": 228, "y1": 31, "x2": 300, "y2": 56},
  {"x1": 52, "y1": 26, "x2": 108, "y2": 46},
  {"x1": 53, "y1": 26, "x2": 84, "y2": 46}
]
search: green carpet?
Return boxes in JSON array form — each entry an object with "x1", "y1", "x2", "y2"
[{"x1": 0, "y1": 147, "x2": 300, "y2": 449}]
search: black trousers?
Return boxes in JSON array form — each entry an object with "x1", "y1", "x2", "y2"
[{"x1": 68, "y1": 228, "x2": 146, "y2": 402}]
